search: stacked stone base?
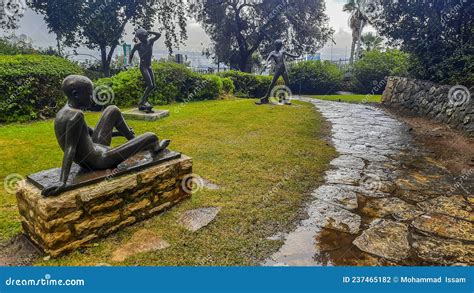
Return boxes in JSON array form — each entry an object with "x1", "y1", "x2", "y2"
[{"x1": 16, "y1": 155, "x2": 192, "y2": 257}]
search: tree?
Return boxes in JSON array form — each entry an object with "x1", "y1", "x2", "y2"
[
  {"x1": 370, "y1": 0, "x2": 474, "y2": 86},
  {"x1": 191, "y1": 0, "x2": 333, "y2": 72},
  {"x1": 31, "y1": 0, "x2": 187, "y2": 76},
  {"x1": 343, "y1": 0, "x2": 372, "y2": 64},
  {"x1": 361, "y1": 32, "x2": 383, "y2": 52}
]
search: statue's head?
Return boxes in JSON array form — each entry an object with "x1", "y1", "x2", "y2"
[
  {"x1": 274, "y1": 39, "x2": 284, "y2": 50},
  {"x1": 62, "y1": 75, "x2": 94, "y2": 108},
  {"x1": 135, "y1": 28, "x2": 148, "y2": 42}
]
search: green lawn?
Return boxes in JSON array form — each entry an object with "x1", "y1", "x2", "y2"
[
  {"x1": 0, "y1": 98, "x2": 335, "y2": 266},
  {"x1": 311, "y1": 94, "x2": 382, "y2": 103}
]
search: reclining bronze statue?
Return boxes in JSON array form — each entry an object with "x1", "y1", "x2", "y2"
[{"x1": 42, "y1": 75, "x2": 170, "y2": 197}]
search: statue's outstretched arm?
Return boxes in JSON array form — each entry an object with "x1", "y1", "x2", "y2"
[{"x1": 284, "y1": 51, "x2": 300, "y2": 59}]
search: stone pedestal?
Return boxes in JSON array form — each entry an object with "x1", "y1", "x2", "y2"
[
  {"x1": 122, "y1": 109, "x2": 170, "y2": 122},
  {"x1": 15, "y1": 152, "x2": 192, "y2": 257}
]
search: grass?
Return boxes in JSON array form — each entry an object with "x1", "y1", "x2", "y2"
[
  {"x1": 0, "y1": 98, "x2": 335, "y2": 266},
  {"x1": 311, "y1": 94, "x2": 382, "y2": 103}
]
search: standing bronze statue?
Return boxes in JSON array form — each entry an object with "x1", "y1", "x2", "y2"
[
  {"x1": 256, "y1": 39, "x2": 299, "y2": 105},
  {"x1": 129, "y1": 28, "x2": 162, "y2": 113},
  {"x1": 42, "y1": 75, "x2": 170, "y2": 197}
]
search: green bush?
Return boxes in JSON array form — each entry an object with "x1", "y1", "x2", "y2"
[
  {"x1": 352, "y1": 49, "x2": 410, "y2": 94},
  {"x1": 0, "y1": 55, "x2": 83, "y2": 123},
  {"x1": 287, "y1": 61, "x2": 343, "y2": 95},
  {"x1": 218, "y1": 70, "x2": 272, "y2": 98},
  {"x1": 95, "y1": 62, "x2": 228, "y2": 107},
  {"x1": 221, "y1": 77, "x2": 235, "y2": 95}
]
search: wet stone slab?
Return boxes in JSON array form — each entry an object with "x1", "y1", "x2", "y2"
[
  {"x1": 312, "y1": 185, "x2": 358, "y2": 210},
  {"x1": 417, "y1": 195, "x2": 473, "y2": 222},
  {"x1": 308, "y1": 200, "x2": 361, "y2": 234},
  {"x1": 324, "y1": 168, "x2": 361, "y2": 185},
  {"x1": 412, "y1": 213, "x2": 474, "y2": 241},
  {"x1": 353, "y1": 220, "x2": 410, "y2": 261},
  {"x1": 361, "y1": 197, "x2": 421, "y2": 219},
  {"x1": 412, "y1": 236, "x2": 474, "y2": 265}
]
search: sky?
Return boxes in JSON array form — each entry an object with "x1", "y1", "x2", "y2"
[{"x1": 0, "y1": 0, "x2": 375, "y2": 64}]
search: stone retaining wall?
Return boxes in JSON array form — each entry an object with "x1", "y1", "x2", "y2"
[
  {"x1": 16, "y1": 155, "x2": 192, "y2": 257},
  {"x1": 382, "y1": 76, "x2": 473, "y2": 135}
]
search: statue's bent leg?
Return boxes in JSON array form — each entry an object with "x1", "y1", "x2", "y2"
[
  {"x1": 99, "y1": 132, "x2": 160, "y2": 169},
  {"x1": 92, "y1": 105, "x2": 134, "y2": 146}
]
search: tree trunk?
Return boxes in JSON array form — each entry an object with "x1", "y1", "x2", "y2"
[
  {"x1": 56, "y1": 37, "x2": 62, "y2": 56},
  {"x1": 349, "y1": 37, "x2": 356, "y2": 65},
  {"x1": 238, "y1": 53, "x2": 252, "y2": 73},
  {"x1": 100, "y1": 45, "x2": 111, "y2": 77}
]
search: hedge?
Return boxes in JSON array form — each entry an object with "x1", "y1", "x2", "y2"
[
  {"x1": 95, "y1": 62, "x2": 232, "y2": 107},
  {"x1": 287, "y1": 61, "x2": 343, "y2": 95},
  {"x1": 0, "y1": 55, "x2": 83, "y2": 123},
  {"x1": 218, "y1": 70, "x2": 273, "y2": 98}
]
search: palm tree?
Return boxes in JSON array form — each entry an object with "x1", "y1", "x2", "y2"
[
  {"x1": 343, "y1": 0, "x2": 370, "y2": 64},
  {"x1": 361, "y1": 32, "x2": 383, "y2": 52}
]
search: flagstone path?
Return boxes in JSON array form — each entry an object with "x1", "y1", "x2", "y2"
[{"x1": 264, "y1": 97, "x2": 473, "y2": 266}]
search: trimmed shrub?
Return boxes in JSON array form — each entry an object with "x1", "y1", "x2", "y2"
[
  {"x1": 218, "y1": 70, "x2": 272, "y2": 98},
  {"x1": 352, "y1": 49, "x2": 410, "y2": 94},
  {"x1": 287, "y1": 61, "x2": 343, "y2": 95},
  {"x1": 95, "y1": 62, "x2": 228, "y2": 107},
  {"x1": 0, "y1": 55, "x2": 83, "y2": 123},
  {"x1": 221, "y1": 77, "x2": 235, "y2": 95}
]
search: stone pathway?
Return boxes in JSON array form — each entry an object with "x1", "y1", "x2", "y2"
[{"x1": 264, "y1": 98, "x2": 473, "y2": 266}]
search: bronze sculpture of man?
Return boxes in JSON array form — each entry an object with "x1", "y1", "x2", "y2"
[
  {"x1": 42, "y1": 75, "x2": 170, "y2": 197},
  {"x1": 129, "y1": 28, "x2": 162, "y2": 113},
  {"x1": 256, "y1": 39, "x2": 299, "y2": 105}
]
